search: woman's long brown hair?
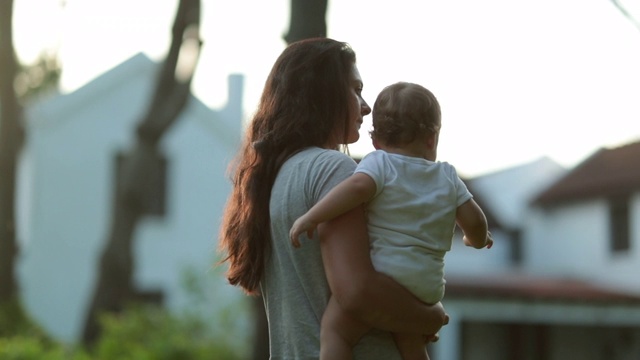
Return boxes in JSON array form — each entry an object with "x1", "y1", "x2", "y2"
[{"x1": 218, "y1": 38, "x2": 356, "y2": 295}]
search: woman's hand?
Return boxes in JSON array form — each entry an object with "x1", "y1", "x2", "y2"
[{"x1": 319, "y1": 205, "x2": 450, "y2": 336}]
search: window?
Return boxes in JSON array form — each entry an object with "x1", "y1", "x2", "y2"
[{"x1": 609, "y1": 196, "x2": 630, "y2": 252}]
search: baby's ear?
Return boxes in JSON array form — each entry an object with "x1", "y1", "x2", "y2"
[
  {"x1": 426, "y1": 132, "x2": 437, "y2": 150},
  {"x1": 372, "y1": 138, "x2": 381, "y2": 150}
]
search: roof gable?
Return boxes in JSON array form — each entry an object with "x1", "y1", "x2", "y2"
[
  {"x1": 465, "y1": 157, "x2": 566, "y2": 230},
  {"x1": 28, "y1": 53, "x2": 157, "y2": 124},
  {"x1": 534, "y1": 140, "x2": 640, "y2": 205},
  {"x1": 25, "y1": 53, "x2": 243, "y2": 150}
]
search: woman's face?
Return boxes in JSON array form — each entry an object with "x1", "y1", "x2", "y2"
[{"x1": 345, "y1": 64, "x2": 371, "y2": 144}]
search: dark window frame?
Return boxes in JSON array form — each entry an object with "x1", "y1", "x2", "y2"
[{"x1": 609, "y1": 195, "x2": 630, "y2": 253}]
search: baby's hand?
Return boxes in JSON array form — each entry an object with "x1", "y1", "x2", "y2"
[
  {"x1": 484, "y1": 231, "x2": 494, "y2": 249},
  {"x1": 463, "y1": 231, "x2": 494, "y2": 249},
  {"x1": 289, "y1": 217, "x2": 317, "y2": 248},
  {"x1": 462, "y1": 236, "x2": 473, "y2": 247}
]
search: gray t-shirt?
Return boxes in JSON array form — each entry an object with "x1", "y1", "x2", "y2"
[{"x1": 262, "y1": 147, "x2": 402, "y2": 360}]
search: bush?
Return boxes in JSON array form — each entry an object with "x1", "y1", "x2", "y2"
[
  {"x1": 0, "y1": 298, "x2": 48, "y2": 340},
  {"x1": 0, "y1": 302, "x2": 244, "y2": 360},
  {"x1": 0, "y1": 336, "x2": 90, "y2": 360},
  {"x1": 92, "y1": 304, "x2": 243, "y2": 360},
  {"x1": 1, "y1": 267, "x2": 250, "y2": 359},
  {"x1": 0, "y1": 305, "x2": 244, "y2": 360}
]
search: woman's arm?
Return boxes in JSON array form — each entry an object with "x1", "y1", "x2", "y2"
[{"x1": 318, "y1": 204, "x2": 448, "y2": 336}]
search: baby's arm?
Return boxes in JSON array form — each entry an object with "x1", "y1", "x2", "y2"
[
  {"x1": 455, "y1": 199, "x2": 493, "y2": 249},
  {"x1": 290, "y1": 172, "x2": 376, "y2": 247}
]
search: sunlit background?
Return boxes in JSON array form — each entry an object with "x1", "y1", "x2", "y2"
[
  {"x1": 14, "y1": 0, "x2": 640, "y2": 176},
  {"x1": 6, "y1": 0, "x2": 640, "y2": 359}
]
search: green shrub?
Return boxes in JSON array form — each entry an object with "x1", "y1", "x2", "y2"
[
  {"x1": 1, "y1": 267, "x2": 250, "y2": 359},
  {"x1": 0, "y1": 298, "x2": 48, "y2": 340},
  {"x1": 0, "y1": 336, "x2": 90, "y2": 360},
  {"x1": 0, "y1": 305, "x2": 244, "y2": 360},
  {"x1": 92, "y1": 305, "x2": 243, "y2": 360}
]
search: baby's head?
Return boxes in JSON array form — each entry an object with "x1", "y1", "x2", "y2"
[{"x1": 370, "y1": 82, "x2": 441, "y2": 149}]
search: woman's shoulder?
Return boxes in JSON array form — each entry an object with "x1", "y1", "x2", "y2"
[
  {"x1": 293, "y1": 147, "x2": 356, "y2": 167},
  {"x1": 279, "y1": 147, "x2": 357, "y2": 202}
]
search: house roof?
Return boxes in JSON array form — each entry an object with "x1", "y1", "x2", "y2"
[
  {"x1": 26, "y1": 52, "x2": 244, "y2": 151},
  {"x1": 465, "y1": 157, "x2": 566, "y2": 230},
  {"x1": 28, "y1": 53, "x2": 156, "y2": 124},
  {"x1": 445, "y1": 274, "x2": 640, "y2": 304},
  {"x1": 533, "y1": 140, "x2": 640, "y2": 206},
  {"x1": 463, "y1": 180, "x2": 504, "y2": 230}
]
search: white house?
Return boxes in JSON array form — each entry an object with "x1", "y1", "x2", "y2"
[
  {"x1": 527, "y1": 141, "x2": 640, "y2": 293},
  {"x1": 445, "y1": 156, "x2": 568, "y2": 276},
  {"x1": 15, "y1": 50, "x2": 640, "y2": 359},
  {"x1": 433, "y1": 143, "x2": 640, "y2": 360},
  {"x1": 16, "y1": 53, "x2": 248, "y2": 344}
]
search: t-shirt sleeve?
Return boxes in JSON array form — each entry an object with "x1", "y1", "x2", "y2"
[
  {"x1": 353, "y1": 151, "x2": 386, "y2": 197},
  {"x1": 308, "y1": 150, "x2": 357, "y2": 204},
  {"x1": 447, "y1": 162, "x2": 473, "y2": 206}
]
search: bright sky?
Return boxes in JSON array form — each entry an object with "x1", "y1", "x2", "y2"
[{"x1": 13, "y1": 0, "x2": 640, "y2": 177}]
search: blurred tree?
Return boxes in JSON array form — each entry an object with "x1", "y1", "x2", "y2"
[
  {"x1": 611, "y1": 0, "x2": 640, "y2": 31},
  {"x1": 81, "y1": 0, "x2": 202, "y2": 346},
  {"x1": 0, "y1": 0, "x2": 62, "y2": 336},
  {"x1": 15, "y1": 52, "x2": 62, "y2": 102},
  {"x1": 248, "y1": 1, "x2": 329, "y2": 359},
  {"x1": 0, "y1": 0, "x2": 23, "y2": 311},
  {"x1": 284, "y1": 0, "x2": 328, "y2": 43}
]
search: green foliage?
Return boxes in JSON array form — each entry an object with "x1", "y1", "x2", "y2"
[
  {"x1": 0, "y1": 336, "x2": 90, "y2": 360},
  {"x1": 15, "y1": 51, "x2": 61, "y2": 102},
  {"x1": 0, "y1": 304, "x2": 245, "y2": 360},
  {"x1": 92, "y1": 305, "x2": 243, "y2": 360},
  {"x1": 0, "y1": 299, "x2": 87, "y2": 359},
  {"x1": 178, "y1": 265, "x2": 252, "y2": 352},
  {"x1": 0, "y1": 298, "x2": 48, "y2": 340},
  {"x1": 0, "y1": 267, "x2": 250, "y2": 359}
]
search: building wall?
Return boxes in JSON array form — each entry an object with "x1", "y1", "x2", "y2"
[
  {"x1": 433, "y1": 296, "x2": 640, "y2": 360},
  {"x1": 133, "y1": 98, "x2": 242, "y2": 312},
  {"x1": 16, "y1": 80, "x2": 147, "y2": 341},
  {"x1": 448, "y1": 323, "x2": 640, "y2": 360},
  {"x1": 604, "y1": 192, "x2": 640, "y2": 292},
  {"x1": 524, "y1": 193, "x2": 640, "y2": 294},
  {"x1": 524, "y1": 200, "x2": 608, "y2": 279},
  {"x1": 446, "y1": 229, "x2": 512, "y2": 275},
  {"x1": 16, "y1": 62, "x2": 247, "y2": 343}
]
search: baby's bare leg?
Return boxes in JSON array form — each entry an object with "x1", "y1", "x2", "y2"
[
  {"x1": 392, "y1": 332, "x2": 429, "y2": 360},
  {"x1": 320, "y1": 296, "x2": 371, "y2": 360}
]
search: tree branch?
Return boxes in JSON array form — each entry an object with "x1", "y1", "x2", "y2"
[{"x1": 610, "y1": 0, "x2": 640, "y2": 32}]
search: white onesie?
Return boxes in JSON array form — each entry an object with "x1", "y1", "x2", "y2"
[{"x1": 355, "y1": 150, "x2": 473, "y2": 304}]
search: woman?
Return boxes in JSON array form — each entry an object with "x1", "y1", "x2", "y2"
[{"x1": 219, "y1": 37, "x2": 447, "y2": 359}]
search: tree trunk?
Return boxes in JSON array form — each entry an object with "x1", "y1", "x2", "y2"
[
  {"x1": 284, "y1": 0, "x2": 328, "y2": 44},
  {"x1": 247, "y1": 1, "x2": 330, "y2": 358},
  {"x1": 610, "y1": 0, "x2": 640, "y2": 31},
  {"x1": 0, "y1": 0, "x2": 24, "y2": 307},
  {"x1": 81, "y1": 0, "x2": 201, "y2": 346},
  {"x1": 251, "y1": 295, "x2": 270, "y2": 360}
]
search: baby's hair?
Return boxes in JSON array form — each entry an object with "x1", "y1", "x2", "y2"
[{"x1": 370, "y1": 82, "x2": 441, "y2": 147}]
